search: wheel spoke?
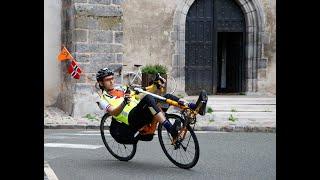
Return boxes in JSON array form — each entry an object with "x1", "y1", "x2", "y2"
[
  {"x1": 186, "y1": 148, "x2": 195, "y2": 155},
  {"x1": 101, "y1": 116, "x2": 136, "y2": 161},
  {"x1": 182, "y1": 148, "x2": 190, "y2": 163},
  {"x1": 179, "y1": 149, "x2": 185, "y2": 164},
  {"x1": 158, "y1": 114, "x2": 199, "y2": 168}
]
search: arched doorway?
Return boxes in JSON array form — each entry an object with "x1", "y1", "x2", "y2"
[{"x1": 185, "y1": 0, "x2": 246, "y2": 95}]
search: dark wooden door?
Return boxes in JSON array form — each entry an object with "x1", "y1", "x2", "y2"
[
  {"x1": 185, "y1": 0, "x2": 214, "y2": 95},
  {"x1": 185, "y1": 0, "x2": 245, "y2": 95}
]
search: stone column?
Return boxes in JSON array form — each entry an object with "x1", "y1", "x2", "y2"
[{"x1": 58, "y1": 0, "x2": 125, "y2": 117}]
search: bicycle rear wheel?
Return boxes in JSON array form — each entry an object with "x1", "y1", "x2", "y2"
[
  {"x1": 165, "y1": 75, "x2": 177, "y2": 94},
  {"x1": 100, "y1": 114, "x2": 137, "y2": 161},
  {"x1": 158, "y1": 114, "x2": 200, "y2": 169}
]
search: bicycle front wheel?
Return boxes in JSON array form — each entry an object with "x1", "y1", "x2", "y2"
[
  {"x1": 100, "y1": 114, "x2": 137, "y2": 161},
  {"x1": 158, "y1": 114, "x2": 200, "y2": 169}
]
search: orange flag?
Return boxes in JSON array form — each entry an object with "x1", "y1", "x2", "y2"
[{"x1": 58, "y1": 46, "x2": 73, "y2": 61}]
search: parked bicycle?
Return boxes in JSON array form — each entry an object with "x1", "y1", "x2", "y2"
[
  {"x1": 121, "y1": 64, "x2": 177, "y2": 94},
  {"x1": 99, "y1": 82, "x2": 208, "y2": 169}
]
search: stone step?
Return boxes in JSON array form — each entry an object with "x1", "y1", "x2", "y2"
[
  {"x1": 207, "y1": 99, "x2": 275, "y2": 104},
  {"x1": 209, "y1": 111, "x2": 275, "y2": 117},
  {"x1": 209, "y1": 116, "x2": 276, "y2": 122},
  {"x1": 184, "y1": 96, "x2": 276, "y2": 105},
  {"x1": 196, "y1": 117, "x2": 276, "y2": 125},
  {"x1": 168, "y1": 110, "x2": 275, "y2": 119},
  {"x1": 185, "y1": 95, "x2": 275, "y2": 99},
  {"x1": 206, "y1": 104, "x2": 276, "y2": 112},
  {"x1": 195, "y1": 112, "x2": 276, "y2": 124}
]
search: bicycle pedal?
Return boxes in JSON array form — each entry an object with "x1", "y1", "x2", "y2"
[{"x1": 173, "y1": 139, "x2": 182, "y2": 150}]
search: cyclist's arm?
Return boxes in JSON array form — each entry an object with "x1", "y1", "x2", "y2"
[
  {"x1": 107, "y1": 101, "x2": 127, "y2": 116},
  {"x1": 97, "y1": 98, "x2": 127, "y2": 116},
  {"x1": 143, "y1": 77, "x2": 166, "y2": 94}
]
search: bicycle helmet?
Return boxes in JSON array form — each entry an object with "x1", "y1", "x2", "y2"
[{"x1": 96, "y1": 67, "x2": 114, "y2": 81}]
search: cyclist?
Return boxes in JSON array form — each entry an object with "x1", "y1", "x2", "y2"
[{"x1": 95, "y1": 67, "x2": 197, "y2": 143}]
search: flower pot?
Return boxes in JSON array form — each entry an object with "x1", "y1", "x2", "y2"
[{"x1": 142, "y1": 73, "x2": 167, "y2": 93}]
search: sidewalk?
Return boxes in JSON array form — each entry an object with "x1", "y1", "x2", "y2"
[{"x1": 44, "y1": 96, "x2": 276, "y2": 133}]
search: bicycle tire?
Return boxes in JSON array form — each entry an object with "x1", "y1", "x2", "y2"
[
  {"x1": 100, "y1": 114, "x2": 137, "y2": 161},
  {"x1": 165, "y1": 75, "x2": 177, "y2": 94},
  {"x1": 158, "y1": 114, "x2": 200, "y2": 169}
]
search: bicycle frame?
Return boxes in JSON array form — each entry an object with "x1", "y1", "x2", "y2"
[
  {"x1": 122, "y1": 65, "x2": 142, "y2": 86},
  {"x1": 129, "y1": 68, "x2": 142, "y2": 84},
  {"x1": 133, "y1": 87, "x2": 204, "y2": 113},
  {"x1": 132, "y1": 87, "x2": 205, "y2": 143}
]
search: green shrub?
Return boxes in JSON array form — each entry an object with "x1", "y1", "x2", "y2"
[
  {"x1": 228, "y1": 114, "x2": 237, "y2": 122},
  {"x1": 141, "y1": 64, "x2": 167, "y2": 74},
  {"x1": 84, "y1": 114, "x2": 99, "y2": 121},
  {"x1": 207, "y1": 107, "x2": 214, "y2": 113},
  {"x1": 177, "y1": 94, "x2": 184, "y2": 98}
]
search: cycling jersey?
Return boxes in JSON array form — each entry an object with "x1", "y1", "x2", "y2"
[{"x1": 99, "y1": 86, "x2": 139, "y2": 125}]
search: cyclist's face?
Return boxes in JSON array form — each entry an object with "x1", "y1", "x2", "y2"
[{"x1": 101, "y1": 75, "x2": 115, "y2": 90}]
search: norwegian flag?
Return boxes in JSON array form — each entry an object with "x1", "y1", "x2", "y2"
[{"x1": 68, "y1": 59, "x2": 82, "y2": 79}]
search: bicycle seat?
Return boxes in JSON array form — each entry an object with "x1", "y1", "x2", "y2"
[{"x1": 134, "y1": 64, "x2": 143, "y2": 68}]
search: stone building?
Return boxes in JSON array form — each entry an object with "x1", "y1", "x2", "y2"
[{"x1": 44, "y1": 0, "x2": 276, "y2": 117}]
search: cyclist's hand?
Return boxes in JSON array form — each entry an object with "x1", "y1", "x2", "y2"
[
  {"x1": 124, "y1": 93, "x2": 131, "y2": 104},
  {"x1": 159, "y1": 76, "x2": 166, "y2": 86},
  {"x1": 155, "y1": 77, "x2": 166, "y2": 90}
]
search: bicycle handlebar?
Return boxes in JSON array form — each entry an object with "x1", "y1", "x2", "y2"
[
  {"x1": 133, "y1": 87, "x2": 166, "y2": 101},
  {"x1": 155, "y1": 73, "x2": 165, "y2": 84}
]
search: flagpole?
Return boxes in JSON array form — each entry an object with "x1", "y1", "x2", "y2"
[
  {"x1": 63, "y1": 46, "x2": 76, "y2": 62},
  {"x1": 59, "y1": 46, "x2": 85, "y2": 78}
]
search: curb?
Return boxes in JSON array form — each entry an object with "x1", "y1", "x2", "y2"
[
  {"x1": 44, "y1": 125, "x2": 100, "y2": 130},
  {"x1": 194, "y1": 126, "x2": 276, "y2": 133},
  {"x1": 44, "y1": 124, "x2": 276, "y2": 133}
]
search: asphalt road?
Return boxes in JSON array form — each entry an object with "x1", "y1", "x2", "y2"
[{"x1": 44, "y1": 129, "x2": 276, "y2": 180}]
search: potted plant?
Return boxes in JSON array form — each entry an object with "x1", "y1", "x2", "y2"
[{"x1": 141, "y1": 64, "x2": 168, "y2": 92}]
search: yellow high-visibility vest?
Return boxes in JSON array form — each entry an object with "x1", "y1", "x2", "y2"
[{"x1": 101, "y1": 88, "x2": 139, "y2": 125}]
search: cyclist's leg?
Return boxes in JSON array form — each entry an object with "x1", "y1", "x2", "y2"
[
  {"x1": 163, "y1": 94, "x2": 197, "y2": 110},
  {"x1": 128, "y1": 94, "x2": 178, "y2": 138},
  {"x1": 163, "y1": 94, "x2": 179, "y2": 101},
  {"x1": 110, "y1": 119, "x2": 136, "y2": 144},
  {"x1": 128, "y1": 94, "x2": 162, "y2": 130}
]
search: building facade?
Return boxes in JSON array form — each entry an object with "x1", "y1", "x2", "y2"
[{"x1": 44, "y1": 0, "x2": 276, "y2": 117}]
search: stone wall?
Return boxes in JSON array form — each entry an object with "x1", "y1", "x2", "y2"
[
  {"x1": 121, "y1": 0, "x2": 176, "y2": 72},
  {"x1": 258, "y1": 0, "x2": 276, "y2": 95},
  {"x1": 44, "y1": 0, "x2": 62, "y2": 106},
  {"x1": 57, "y1": 0, "x2": 126, "y2": 117}
]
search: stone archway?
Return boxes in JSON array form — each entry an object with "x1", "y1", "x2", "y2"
[{"x1": 170, "y1": 0, "x2": 265, "y2": 95}]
